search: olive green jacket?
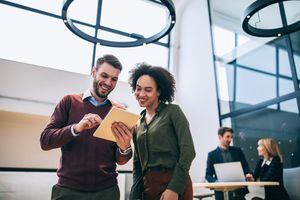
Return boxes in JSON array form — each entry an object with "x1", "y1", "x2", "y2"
[{"x1": 129, "y1": 103, "x2": 196, "y2": 199}]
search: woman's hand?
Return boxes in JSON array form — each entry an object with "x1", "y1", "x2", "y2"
[
  {"x1": 111, "y1": 122, "x2": 133, "y2": 150},
  {"x1": 160, "y1": 189, "x2": 178, "y2": 200}
]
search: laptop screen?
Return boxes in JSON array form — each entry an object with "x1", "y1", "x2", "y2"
[{"x1": 214, "y1": 161, "x2": 246, "y2": 182}]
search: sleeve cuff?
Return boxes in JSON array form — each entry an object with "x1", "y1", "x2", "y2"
[
  {"x1": 71, "y1": 125, "x2": 80, "y2": 137},
  {"x1": 119, "y1": 146, "x2": 132, "y2": 155}
]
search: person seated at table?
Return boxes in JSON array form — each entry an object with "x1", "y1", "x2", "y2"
[
  {"x1": 246, "y1": 138, "x2": 290, "y2": 200},
  {"x1": 205, "y1": 127, "x2": 249, "y2": 200}
]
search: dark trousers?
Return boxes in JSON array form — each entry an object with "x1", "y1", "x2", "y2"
[
  {"x1": 51, "y1": 184, "x2": 120, "y2": 200},
  {"x1": 142, "y1": 170, "x2": 193, "y2": 200},
  {"x1": 215, "y1": 190, "x2": 246, "y2": 200}
]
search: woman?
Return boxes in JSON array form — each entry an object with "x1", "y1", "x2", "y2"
[
  {"x1": 246, "y1": 138, "x2": 290, "y2": 200},
  {"x1": 128, "y1": 63, "x2": 196, "y2": 200}
]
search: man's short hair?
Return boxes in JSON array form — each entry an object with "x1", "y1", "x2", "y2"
[
  {"x1": 218, "y1": 127, "x2": 234, "y2": 136},
  {"x1": 95, "y1": 54, "x2": 122, "y2": 71}
]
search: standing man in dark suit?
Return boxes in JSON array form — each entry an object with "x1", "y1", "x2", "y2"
[{"x1": 205, "y1": 127, "x2": 249, "y2": 200}]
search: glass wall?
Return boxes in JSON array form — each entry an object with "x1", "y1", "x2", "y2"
[{"x1": 209, "y1": 0, "x2": 300, "y2": 169}]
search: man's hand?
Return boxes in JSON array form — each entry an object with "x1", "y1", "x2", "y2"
[
  {"x1": 246, "y1": 173, "x2": 254, "y2": 181},
  {"x1": 74, "y1": 113, "x2": 102, "y2": 133},
  {"x1": 111, "y1": 122, "x2": 133, "y2": 150},
  {"x1": 160, "y1": 189, "x2": 178, "y2": 200}
]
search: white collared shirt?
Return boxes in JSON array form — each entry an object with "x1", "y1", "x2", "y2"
[
  {"x1": 261, "y1": 157, "x2": 273, "y2": 167},
  {"x1": 82, "y1": 89, "x2": 110, "y2": 107},
  {"x1": 71, "y1": 89, "x2": 110, "y2": 137}
]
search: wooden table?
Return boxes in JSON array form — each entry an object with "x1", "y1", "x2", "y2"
[{"x1": 193, "y1": 182, "x2": 279, "y2": 200}]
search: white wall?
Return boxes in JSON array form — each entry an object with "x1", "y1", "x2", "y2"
[
  {"x1": 0, "y1": 172, "x2": 127, "y2": 200},
  {"x1": 171, "y1": 0, "x2": 220, "y2": 183},
  {"x1": 0, "y1": 58, "x2": 141, "y2": 116}
]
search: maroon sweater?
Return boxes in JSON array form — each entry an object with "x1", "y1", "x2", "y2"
[{"x1": 40, "y1": 94, "x2": 132, "y2": 191}]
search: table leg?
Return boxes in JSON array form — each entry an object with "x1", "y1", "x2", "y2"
[{"x1": 223, "y1": 191, "x2": 229, "y2": 200}]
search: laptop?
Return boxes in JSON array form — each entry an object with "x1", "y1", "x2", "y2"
[{"x1": 214, "y1": 161, "x2": 246, "y2": 182}]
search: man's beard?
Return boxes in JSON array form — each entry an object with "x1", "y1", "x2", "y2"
[
  {"x1": 93, "y1": 80, "x2": 112, "y2": 99},
  {"x1": 225, "y1": 141, "x2": 231, "y2": 147}
]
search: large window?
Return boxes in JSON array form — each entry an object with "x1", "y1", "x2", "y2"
[
  {"x1": 209, "y1": 0, "x2": 300, "y2": 169},
  {"x1": 0, "y1": 0, "x2": 170, "y2": 81}
]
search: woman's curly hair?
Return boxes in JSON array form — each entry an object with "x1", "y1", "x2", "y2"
[{"x1": 129, "y1": 63, "x2": 175, "y2": 103}]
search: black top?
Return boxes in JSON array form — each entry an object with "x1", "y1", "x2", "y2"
[
  {"x1": 220, "y1": 147, "x2": 233, "y2": 163},
  {"x1": 253, "y1": 156, "x2": 290, "y2": 200}
]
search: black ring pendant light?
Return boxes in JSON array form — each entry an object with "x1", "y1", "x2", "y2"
[
  {"x1": 242, "y1": 0, "x2": 300, "y2": 37},
  {"x1": 62, "y1": 0, "x2": 176, "y2": 47}
]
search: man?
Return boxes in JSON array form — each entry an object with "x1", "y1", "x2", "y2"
[
  {"x1": 40, "y1": 54, "x2": 132, "y2": 200},
  {"x1": 205, "y1": 127, "x2": 249, "y2": 200}
]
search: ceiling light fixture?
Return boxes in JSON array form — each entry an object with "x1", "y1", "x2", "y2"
[
  {"x1": 62, "y1": 0, "x2": 176, "y2": 47},
  {"x1": 242, "y1": 0, "x2": 300, "y2": 37}
]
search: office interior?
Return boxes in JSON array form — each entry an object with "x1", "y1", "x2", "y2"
[{"x1": 0, "y1": 0, "x2": 299, "y2": 199}]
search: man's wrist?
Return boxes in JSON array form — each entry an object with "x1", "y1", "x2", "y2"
[
  {"x1": 119, "y1": 146, "x2": 132, "y2": 155},
  {"x1": 73, "y1": 124, "x2": 81, "y2": 132},
  {"x1": 71, "y1": 125, "x2": 80, "y2": 137}
]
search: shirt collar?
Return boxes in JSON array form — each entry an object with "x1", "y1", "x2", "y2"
[
  {"x1": 82, "y1": 89, "x2": 111, "y2": 107},
  {"x1": 140, "y1": 102, "x2": 167, "y2": 118},
  {"x1": 262, "y1": 157, "x2": 273, "y2": 166},
  {"x1": 218, "y1": 146, "x2": 230, "y2": 152},
  {"x1": 82, "y1": 89, "x2": 92, "y2": 100}
]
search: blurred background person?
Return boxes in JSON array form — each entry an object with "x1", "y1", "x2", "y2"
[
  {"x1": 205, "y1": 127, "x2": 249, "y2": 200},
  {"x1": 246, "y1": 138, "x2": 290, "y2": 200}
]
